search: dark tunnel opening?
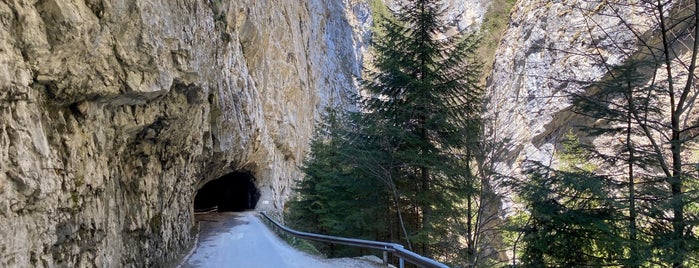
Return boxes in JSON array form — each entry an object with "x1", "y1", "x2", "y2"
[{"x1": 193, "y1": 171, "x2": 261, "y2": 212}]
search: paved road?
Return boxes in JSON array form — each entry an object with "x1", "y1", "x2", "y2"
[
  {"x1": 181, "y1": 211, "x2": 333, "y2": 268},
  {"x1": 180, "y1": 211, "x2": 386, "y2": 268}
]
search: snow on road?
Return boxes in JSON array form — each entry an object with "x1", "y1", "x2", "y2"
[{"x1": 180, "y1": 211, "x2": 385, "y2": 268}]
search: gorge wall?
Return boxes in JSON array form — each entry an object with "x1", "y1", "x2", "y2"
[
  {"x1": 0, "y1": 0, "x2": 369, "y2": 266},
  {"x1": 485, "y1": 0, "x2": 659, "y2": 177}
]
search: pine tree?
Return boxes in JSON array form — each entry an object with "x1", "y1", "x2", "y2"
[
  {"x1": 512, "y1": 134, "x2": 626, "y2": 267},
  {"x1": 511, "y1": 1, "x2": 699, "y2": 266},
  {"x1": 567, "y1": 59, "x2": 657, "y2": 267},
  {"x1": 567, "y1": 1, "x2": 699, "y2": 265},
  {"x1": 358, "y1": 0, "x2": 484, "y2": 264},
  {"x1": 286, "y1": 108, "x2": 390, "y2": 256},
  {"x1": 290, "y1": 1, "x2": 489, "y2": 265},
  {"x1": 286, "y1": 107, "x2": 347, "y2": 235}
]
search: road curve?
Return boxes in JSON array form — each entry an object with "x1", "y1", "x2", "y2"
[{"x1": 179, "y1": 211, "x2": 384, "y2": 268}]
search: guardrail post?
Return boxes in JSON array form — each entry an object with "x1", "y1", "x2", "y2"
[
  {"x1": 399, "y1": 257, "x2": 404, "y2": 268},
  {"x1": 383, "y1": 251, "x2": 388, "y2": 266}
]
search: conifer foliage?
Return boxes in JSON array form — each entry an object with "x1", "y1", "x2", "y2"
[
  {"x1": 360, "y1": 0, "x2": 483, "y2": 261},
  {"x1": 287, "y1": 0, "x2": 485, "y2": 266},
  {"x1": 509, "y1": 1, "x2": 699, "y2": 267}
]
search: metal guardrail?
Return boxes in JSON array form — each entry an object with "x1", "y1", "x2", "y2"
[{"x1": 259, "y1": 211, "x2": 449, "y2": 268}]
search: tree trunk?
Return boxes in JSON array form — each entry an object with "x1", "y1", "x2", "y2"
[
  {"x1": 421, "y1": 165, "x2": 430, "y2": 256},
  {"x1": 656, "y1": 0, "x2": 687, "y2": 265},
  {"x1": 626, "y1": 86, "x2": 639, "y2": 268}
]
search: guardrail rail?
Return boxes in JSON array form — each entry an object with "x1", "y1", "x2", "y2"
[{"x1": 259, "y1": 211, "x2": 449, "y2": 268}]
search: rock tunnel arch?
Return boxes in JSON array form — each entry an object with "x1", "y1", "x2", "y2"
[{"x1": 193, "y1": 171, "x2": 261, "y2": 212}]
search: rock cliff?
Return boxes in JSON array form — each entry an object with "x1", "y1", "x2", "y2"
[
  {"x1": 485, "y1": 0, "x2": 656, "y2": 177},
  {"x1": 0, "y1": 0, "x2": 369, "y2": 266}
]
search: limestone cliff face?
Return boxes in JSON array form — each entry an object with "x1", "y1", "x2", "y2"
[
  {"x1": 385, "y1": 0, "x2": 491, "y2": 30},
  {"x1": 0, "y1": 0, "x2": 368, "y2": 266},
  {"x1": 485, "y1": 0, "x2": 655, "y2": 177}
]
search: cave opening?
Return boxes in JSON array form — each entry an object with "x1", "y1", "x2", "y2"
[{"x1": 193, "y1": 171, "x2": 260, "y2": 212}]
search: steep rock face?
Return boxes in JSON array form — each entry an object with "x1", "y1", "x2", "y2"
[
  {"x1": 0, "y1": 0, "x2": 367, "y2": 266},
  {"x1": 385, "y1": 0, "x2": 491, "y2": 30},
  {"x1": 485, "y1": 0, "x2": 653, "y2": 177}
]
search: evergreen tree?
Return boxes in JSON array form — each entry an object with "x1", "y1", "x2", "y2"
[
  {"x1": 568, "y1": 2, "x2": 699, "y2": 264},
  {"x1": 568, "y1": 59, "x2": 658, "y2": 267},
  {"x1": 286, "y1": 108, "x2": 390, "y2": 256},
  {"x1": 358, "y1": 0, "x2": 484, "y2": 264},
  {"x1": 511, "y1": 1, "x2": 699, "y2": 266},
  {"x1": 512, "y1": 134, "x2": 626, "y2": 267}
]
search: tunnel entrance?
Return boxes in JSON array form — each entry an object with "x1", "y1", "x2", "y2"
[{"x1": 193, "y1": 171, "x2": 261, "y2": 212}]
